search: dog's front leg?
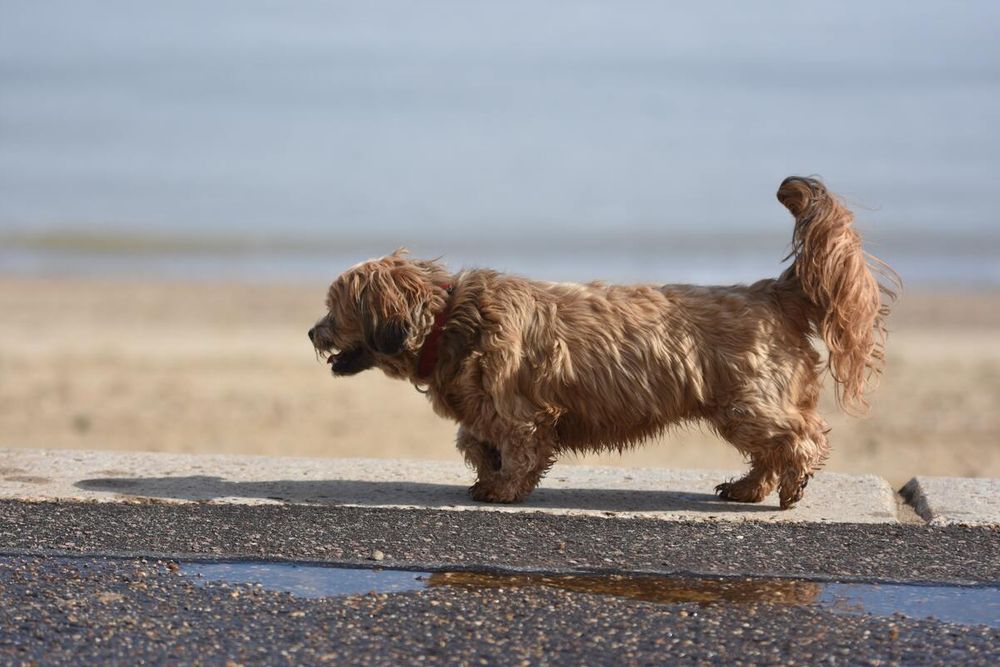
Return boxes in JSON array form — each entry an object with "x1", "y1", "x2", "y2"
[
  {"x1": 456, "y1": 426, "x2": 503, "y2": 486},
  {"x1": 464, "y1": 425, "x2": 555, "y2": 504}
]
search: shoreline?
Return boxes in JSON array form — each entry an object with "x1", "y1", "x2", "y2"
[{"x1": 3, "y1": 232, "x2": 1000, "y2": 289}]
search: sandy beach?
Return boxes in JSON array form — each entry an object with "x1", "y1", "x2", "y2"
[{"x1": 1, "y1": 276, "x2": 998, "y2": 490}]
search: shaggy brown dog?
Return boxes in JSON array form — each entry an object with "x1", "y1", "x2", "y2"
[{"x1": 309, "y1": 177, "x2": 898, "y2": 509}]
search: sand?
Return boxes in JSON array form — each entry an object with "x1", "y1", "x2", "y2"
[{"x1": 2, "y1": 276, "x2": 998, "y2": 490}]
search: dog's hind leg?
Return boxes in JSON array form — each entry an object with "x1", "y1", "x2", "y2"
[
  {"x1": 773, "y1": 369, "x2": 831, "y2": 509},
  {"x1": 775, "y1": 409, "x2": 830, "y2": 509},
  {"x1": 712, "y1": 404, "x2": 829, "y2": 509},
  {"x1": 715, "y1": 453, "x2": 779, "y2": 504},
  {"x1": 712, "y1": 411, "x2": 780, "y2": 503}
]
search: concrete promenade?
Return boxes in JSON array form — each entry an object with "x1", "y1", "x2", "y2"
[{"x1": 5, "y1": 447, "x2": 995, "y2": 525}]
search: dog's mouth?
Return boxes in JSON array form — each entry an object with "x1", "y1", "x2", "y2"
[{"x1": 325, "y1": 345, "x2": 376, "y2": 376}]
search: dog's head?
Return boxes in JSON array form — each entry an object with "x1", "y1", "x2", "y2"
[{"x1": 309, "y1": 250, "x2": 451, "y2": 379}]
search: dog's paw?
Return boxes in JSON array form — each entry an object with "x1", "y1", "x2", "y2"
[
  {"x1": 778, "y1": 474, "x2": 811, "y2": 510},
  {"x1": 715, "y1": 481, "x2": 741, "y2": 501},
  {"x1": 468, "y1": 481, "x2": 521, "y2": 504},
  {"x1": 715, "y1": 479, "x2": 768, "y2": 504},
  {"x1": 778, "y1": 491, "x2": 802, "y2": 510}
]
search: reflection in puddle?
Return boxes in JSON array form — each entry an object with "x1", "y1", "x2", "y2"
[
  {"x1": 185, "y1": 562, "x2": 427, "y2": 598},
  {"x1": 821, "y1": 583, "x2": 1000, "y2": 628},
  {"x1": 427, "y1": 571, "x2": 822, "y2": 605},
  {"x1": 182, "y1": 561, "x2": 1000, "y2": 628}
]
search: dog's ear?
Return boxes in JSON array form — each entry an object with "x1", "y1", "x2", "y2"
[
  {"x1": 354, "y1": 254, "x2": 448, "y2": 358},
  {"x1": 366, "y1": 317, "x2": 409, "y2": 355},
  {"x1": 355, "y1": 260, "x2": 426, "y2": 356}
]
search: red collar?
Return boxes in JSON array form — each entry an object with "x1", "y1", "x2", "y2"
[{"x1": 416, "y1": 285, "x2": 452, "y2": 380}]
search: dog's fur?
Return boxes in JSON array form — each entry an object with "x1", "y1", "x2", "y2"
[{"x1": 309, "y1": 177, "x2": 899, "y2": 509}]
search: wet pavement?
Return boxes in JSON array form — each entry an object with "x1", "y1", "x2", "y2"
[
  {"x1": 185, "y1": 560, "x2": 1000, "y2": 629},
  {"x1": 1, "y1": 555, "x2": 998, "y2": 666},
  {"x1": 2, "y1": 500, "x2": 999, "y2": 664}
]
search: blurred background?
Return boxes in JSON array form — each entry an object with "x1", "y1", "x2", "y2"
[{"x1": 2, "y1": 1, "x2": 998, "y2": 487}]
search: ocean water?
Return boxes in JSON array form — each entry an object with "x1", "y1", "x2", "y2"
[{"x1": 1, "y1": 1, "x2": 998, "y2": 285}]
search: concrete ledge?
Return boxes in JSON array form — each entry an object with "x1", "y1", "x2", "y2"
[
  {"x1": 901, "y1": 476, "x2": 1000, "y2": 526},
  {"x1": 1, "y1": 448, "x2": 899, "y2": 523}
]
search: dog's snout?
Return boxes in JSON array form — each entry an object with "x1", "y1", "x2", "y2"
[{"x1": 308, "y1": 326, "x2": 316, "y2": 343}]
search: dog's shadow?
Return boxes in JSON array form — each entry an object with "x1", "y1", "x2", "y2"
[{"x1": 75, "y1": 475, "x2": 775, "y2": 513}]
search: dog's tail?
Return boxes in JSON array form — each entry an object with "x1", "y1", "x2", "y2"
[{"x1": 777, "y1": 176, "x2": 900, "y2": 415}]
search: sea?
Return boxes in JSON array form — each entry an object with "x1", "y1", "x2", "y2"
[{"x1": 1, "y1": 0, "x2": 998, "y2": 286}]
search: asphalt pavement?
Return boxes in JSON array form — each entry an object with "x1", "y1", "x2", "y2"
[
  {"x1": 2, "y1": 500, "x2": 998, "y2": 583},
  {"x1": 2, "y1": 554, "x2": 998, "y2": 666},
  {"x1": 1, "y1": 500, "x2": 999, "y2": 665}
]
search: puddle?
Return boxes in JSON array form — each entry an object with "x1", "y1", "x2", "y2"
[
  {"x1": 185, "y1": 562, "x2": 427, "y2": 598},
  {"x1": 182, "y1": 561, "x2": 1000, "y2": 628},
  {"x1": 820, "y1": 583, "x2": 1000, "y2": 628},
  {"x1": 429, "y1": 571, "x2": 824, "y2": 605}
]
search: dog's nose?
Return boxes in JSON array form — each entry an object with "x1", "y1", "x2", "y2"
[{"x1": 308, "y1": 327, "x2": 316, "y2": 342}]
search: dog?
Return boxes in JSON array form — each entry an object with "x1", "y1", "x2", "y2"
[{"x1": 309, "y1": 177, "x2": 898, "y2": 509}]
